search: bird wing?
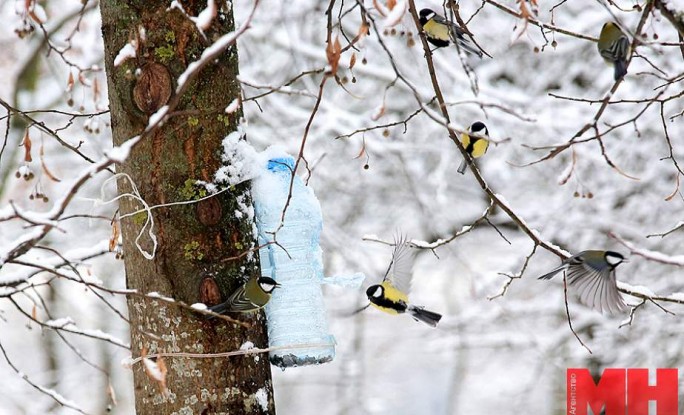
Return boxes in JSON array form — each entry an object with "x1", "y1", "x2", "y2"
[
  {"x1": 423, "y1": 17, "x2": 452, "y2": 42},
  {"x1": 567, "y1": 262, "x2": 626, "y2": 314},
  {"x1": 431, "y1": 14, "x2": 465, "y2": 38},
  {"x1": 460, "y1": 132, "x2": 471, "y2": 151},
  {"x1": 225, "y1": 284, "x2": 260, "y2": 312},
  {"x1": 433, "y1": 14, "x2": 483, "y2": 56},
  {"x1": 382, "y1": 234, "x2": 415, "y2": 295}
]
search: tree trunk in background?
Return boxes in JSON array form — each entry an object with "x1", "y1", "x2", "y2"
[{"x1": 100, "y1": 1, "x2": 275, "y2": 413}]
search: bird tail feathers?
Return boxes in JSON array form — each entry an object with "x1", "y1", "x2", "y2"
[
  {"x1": 457, "y1": 159, "x2": 468, "y2": 174},
  {"x1": 614, "y1": 60, "x2": 628, "y2": 81},
  {"x1": 537, "y1": 266, "x2": 564, "y2": 280},
  {"x1": 455, "y1": 39, "x2": 483, "y2": 58},
  {"x1": 409, "y1": 305, "x2": 442, "y2": 327},
  {"x1": 206, "y1": 302, "x2": 228, "y2": 319}
]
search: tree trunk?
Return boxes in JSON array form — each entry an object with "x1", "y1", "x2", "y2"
[{"x1": 99, "y1": 1, "x2": 275, "y2": 413}]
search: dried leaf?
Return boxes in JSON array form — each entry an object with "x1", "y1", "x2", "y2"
[
  {"x1": 22, "y1": 129, "x2": 32, "y2": 162},
  {"x1": 107, "y1": 382, "x2": 118, "y2": 407},
  {"x1": 517, "y1": 0, "x2": 538, "y2": 18},
  {"x1": 28, "y1": 9, "x2": 43, "y2": 24},
  {"x1": 141, "y1": 349, "x2": 169, "y2": 395},
  {"x1": 373, "y1": 0, "x2": 388, "y2": 17},
  {"x1": 109, "y1": 221, "x2": 120, "y2": 252},
  {"x1": 93, "y1": 78, "x2": 100, "y2": 104},
  {"x1": 665, "y1": 174, "x2": 680, "y2": 201},
  {"x1": 326, "y1": 36, "x2": 341, "y2": 76},
  {"x1": 557, "y1": 150, "x2": 576, "y2": 186},
  {"x1": 66, "y1": 71, "x2": 75, "y2": 93},
  {"x1": 78, "y1": 71, "x2": 91, "y2": 87},
  {"x1": 353, "y1": 140, "x2": 366, "y2": 159},
  {"x1": 349, "y1": 52, "x2": 357, "y2": 70},
  {"x1": 371, "y1": 104, "x2": 386, "y2": 121},
  {"x1": 40, "y1": 143, "x2": 61, "y2": 182},
  {"x1": 358, "y1": 23, "x2": 369, "y2": 38}
]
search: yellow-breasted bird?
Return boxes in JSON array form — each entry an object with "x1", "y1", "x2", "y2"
[
  {"x1": 209, "y1": 275, "x2": 280, "y2": 315},
  {"x1": 365, "y1": 235, "x2": 442, "y2": 327},
  {"x1": 457, "y1": 121, "x2": 489, "y2": 174},
  {"x1": 418, "y1": 8, "x2": 483, "y2": 58},
  {"x1": 598, "y1": 22, "x2": 630, "y2": 81}
]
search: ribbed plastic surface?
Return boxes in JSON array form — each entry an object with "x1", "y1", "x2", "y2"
[{"x1": 252, "y1": 155, "x2": 335, "y2": 369}]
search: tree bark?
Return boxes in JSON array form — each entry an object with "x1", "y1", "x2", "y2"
[{"x1": 99, "y1": 1, "x2": 275, "y2": 413}]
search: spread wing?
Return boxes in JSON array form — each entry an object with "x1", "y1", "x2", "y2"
[
  {"x1": 566, "y1": 262, "x2": 626, "y2": 314},
  {"x1": 382, "y1": 234, "x2": 415, "y2": 295}
]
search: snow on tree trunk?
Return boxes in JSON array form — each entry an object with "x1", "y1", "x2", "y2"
[{"x1": 99, "y1": 1, "x2": 275, "y2": 413}]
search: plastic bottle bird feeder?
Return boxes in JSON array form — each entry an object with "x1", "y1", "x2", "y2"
[{"x1": 251, "y1": 154, "x2": 353, "y2": 368}]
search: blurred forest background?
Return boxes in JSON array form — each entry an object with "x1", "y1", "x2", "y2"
[{"x1": 0, "y1": 0, "x2": 683, "y2": 413}]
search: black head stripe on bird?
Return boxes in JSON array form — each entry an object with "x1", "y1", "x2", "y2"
[
  {"x1": 258, "y1": 276, "x2": 281, "y2": 293},
  {"x1": 604, "y1": 251, "x2": 625, "y2": 266}
]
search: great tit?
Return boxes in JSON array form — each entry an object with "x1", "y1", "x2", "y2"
[
  {"x1": 538, "y1": 250, "x2": 627, "y2": 314},
  {"x1": 418, "y1": 8, "x2": 483, "y2": 58},
  {"x1": 457, "y1": 121, "x2": 489, "y2": 174},
  {"x1": 598, "y1": 22, "x2": 630, "y2": 81},
  {"x1": 209, "y1": 276, "x2": 280, "y2": 315},
  {"x1": 365, "y1": 235, "x2": 443, "y2": 327}
]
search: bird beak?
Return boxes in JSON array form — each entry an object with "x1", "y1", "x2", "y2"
[{"x1": 275, "y1": 282, "x2": 283, "y2": 288}]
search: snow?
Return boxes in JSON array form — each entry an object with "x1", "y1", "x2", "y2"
[
  {"x1": 104, "y1": 135, "x2": 141, "y2": 162},
  {"x1": 192, "y1": 0, "x2": 216, "y2": 32},
  {"x1": 254, "y1": 387, "x2": 269, "y2": 411},
  {"x1": 617, "y1": 282, "x2": 656, "y2": 298},
  {"x1": 146, "y1": 105, "x2": 169, "y2": 131},
  {"x1": 213, "y1": 130, "x2": 262, "y2": 186},
  {"x1": 114, "y1": 42, "x2": 136, "y2": 67},
  {"x1": 146, "y1": 291, "x2": 175, "y2": 302},
  {"x1": 44, "y1": 318, "x2": 129, "y2": 348},
  {"x1": 240, "y1": 341, "x2": 255, "y2": 350},
  {"x1": 669, "y1": 292, "x2": 684, "y2": 302},
  {"x1": 168, "y1": 1, "x2": 186, "y2": 13},
  {"x1": 176, "y1": 19, "x2": 249, "y2": 93},
  {"x1": 225, "y1": 98, "x2": 240, "y2": 114}
]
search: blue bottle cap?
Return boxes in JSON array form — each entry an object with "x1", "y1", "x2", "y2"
[{"x1": 267, "y1": 156, "x2": 295, "y2": 172}]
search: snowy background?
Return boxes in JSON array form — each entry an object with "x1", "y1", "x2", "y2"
[{"x1": 0, "y1": 0, "x2": 683, "y2": 413}]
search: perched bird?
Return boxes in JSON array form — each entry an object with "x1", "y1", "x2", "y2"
[
  {"x1": 208, "y1": 276, "x2": 280, "y2": 315},
  {"x1": 597, "y1": 22, "x2": 630, "y2": 81},
  {"x1": 457, "y1": 121, "x2": 489, "y2": 174},
  {"x1": 538, "y1": 250, "x2": 627, "y2": 314},
  {"x1": 418, "y1": 8, "x2": 483, "y2": 58},
  {"x1": 365, "y1": 235, "x2": 442, "y2": 327}
]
